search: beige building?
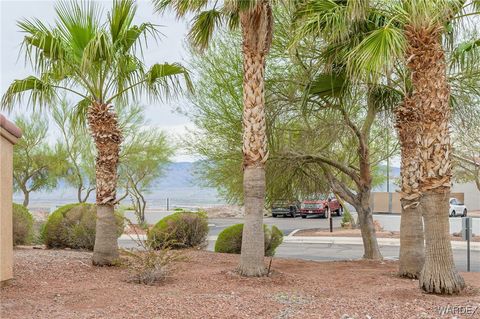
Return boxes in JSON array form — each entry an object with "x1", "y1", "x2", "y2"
[
  {"x1": 0, "y1": 114, "x2": 21, "y2": 284},
  {"x1": 371, "y1": 185, "x2": 478, "y2": 214}
]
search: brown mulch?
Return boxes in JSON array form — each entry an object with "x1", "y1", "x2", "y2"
[
  {"x1": 295, "y1": 228, "x2": 480, "y2": 242},
  {"x1": 1, "y1": 248, "x2": 479, "y2": 319}
]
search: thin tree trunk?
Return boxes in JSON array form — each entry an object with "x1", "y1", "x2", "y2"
[
  {"x1": 405, "y1": 25, "x2": 465, "y2": 293},
  {"x1": 420, "y1": 192, "x2": 464, "y2": 293},
  {"x1": 77, "y1": 185, "x2": 84, "y2": 203},
  {"x1": 22, "y1": 190, "x2": 30, "y2": 208},
  {"x1": 355, "y1": 201, "x2": 382, "y2": 260},
  {"x1": 88, "y1": 102, "x2": 121, "y2": 266},
  {"x1": 237, "y1": 2, "x2": 272, "y2": 277}
]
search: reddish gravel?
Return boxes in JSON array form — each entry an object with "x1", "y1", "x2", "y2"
[{"x1": 1, "y1": 248, "x2": 479, "y2": 319}]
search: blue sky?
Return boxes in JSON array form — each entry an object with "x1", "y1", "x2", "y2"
[{"x1": 0, "y1": 0, "x2": 196, "y2": 161}]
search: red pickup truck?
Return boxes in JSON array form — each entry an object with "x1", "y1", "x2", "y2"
[{"x1": 300, "y1": 198, "x2": 343, "y2": 218}]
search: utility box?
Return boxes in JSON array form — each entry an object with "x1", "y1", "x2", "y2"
[
  {"x1": 0, "y1": 114, "x2": 21, "y2": 285},
  {"x1": 462, "y1": 217, "x2": 473, "y2": 241}
]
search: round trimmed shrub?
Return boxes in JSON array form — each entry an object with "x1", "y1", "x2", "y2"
[
  {"x1": 43, "y1": 203, "x2": 124, "y2": 250},
  {"x1": 214, "y1": 224, "x2": 284, "y2": 257},
  {"x1": 12, "y1": 203, "x2": 34, "y2": 245},
  {"x1": 147, "y1": 211, "x2": 209, "y2": 249}
]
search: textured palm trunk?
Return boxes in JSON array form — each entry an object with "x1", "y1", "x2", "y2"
[
  {"x1": 405, "y1": 26, "x2": 465, "y2": 293},
  {"x1": 237, "y1": 1, "x2": 272, "y2": 277},
  {"x1": 398, "y1": 201, "x2": 424, "y2": 278},
  {"x1": 88, "y1": 102, "x2": 121, "y2": 266},
  {"x1": 395, "y1": 101, "x2": 424, "y2": 278}
]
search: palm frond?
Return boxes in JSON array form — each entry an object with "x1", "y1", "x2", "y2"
[
  {"x1": 144, "y1": 62, "x2": 193, "y2": 101},
  {"x1": 347, "y1": 24, "x2": 406, "y2": 82},
  {"x1": 1, "y1": 76, "x2": 55, "y2": 111},
  {"x1": 188, "y1": 9, "x2": 223, "y2": 50}
]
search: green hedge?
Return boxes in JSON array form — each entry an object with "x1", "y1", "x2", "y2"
[
  {"x1": 43, "y1": 203, "x2": 124, "y2": 250},
  {"x1": 214, "y1": 224, "x2": 283, "y2": 257},
  {"x1": 13, "y1": 203, "x2": 34, "y2": 245},
  {"x1": 147, "y1": 211, "x2": 209, "y2": 249}
]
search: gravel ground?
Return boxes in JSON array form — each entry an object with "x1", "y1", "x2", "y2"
[{"x1": 1, "y1": 248, "x2": 480, "y2": 319}]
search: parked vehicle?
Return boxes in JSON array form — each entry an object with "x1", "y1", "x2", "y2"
[
  {"x1": 300, "y1": 196, "x2": 343, "y2": 218},
  {"x1": 449, "y1": 198, "x2": 467, "y2": 217},
  {"x1": 271, "y1": 201, "x2": 299, "y2": 218}
]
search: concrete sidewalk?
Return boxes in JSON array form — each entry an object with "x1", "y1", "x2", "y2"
[{"x1": 119, "y1": 234, "x2": 480, "y2": 251}]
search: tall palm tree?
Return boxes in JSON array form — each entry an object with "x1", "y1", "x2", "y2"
[
  {"x1": 295, "y1": 0, "x2": 478, "y2": 293},
  {"x1": 152, "y1": 0, "x2": 273, "y2": 276},
  {"x1": 2, "y1": 0, "x2": 191, "y2": 266}
]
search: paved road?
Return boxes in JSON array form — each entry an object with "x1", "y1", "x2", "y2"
[
  {"x1": 205, "y1": 240, "x2": 480, "y2": 272},
  {"x1": 120, "y1": 215, "x2": 479, "y2": 273},
  {"x1": 209, "y1": 215, "x2": 344, "y2": 236}
]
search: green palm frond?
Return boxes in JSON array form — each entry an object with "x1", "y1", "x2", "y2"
[
  {"x1": 54, "y1": 0, "x2": 101, "y2": 60},
  {"x1": 1, "y1": 76, "x2": 56, "y2": 111},
  {"x1": 189, "y1": 9, "x2": 223, "y2": 50},
  {"x1": 152, "y1": 0, "x2": 209, "y2": 17},
  {"x1": 145, "y1": 62, "x2": 193, "y2": 95},
  {"x1": 2, "y1": 0, "x2": 191, "y2": 113},
  {"x1": 347, "y1": 24, "x2": 406, "y2": 82}
]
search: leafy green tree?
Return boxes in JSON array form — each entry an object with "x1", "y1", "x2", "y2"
[
  {"x1": 118, "y1": 107, "x2": 173, "y2": 225},
  {"x1": 52, "y1": 98, "x2": 96, "y2": 203},
  {"x1": 13, "y1": 114, "x2": 66, "y2": 207},
  {"x1": 2, "y1": 0, "x2": 191, "y2": 265},
  {"x1": 184, "y1": 5, "x2": 398, "y2": 261},
  {"x1": 154, "y1": 0, "x2": 274, "y2": 276}
]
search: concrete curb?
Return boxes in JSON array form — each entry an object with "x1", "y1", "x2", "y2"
[
  {"x1": 119, "y1": 234, "x2": 480, "y2": 251},
  {"x1": 283, "y1": 236, "x2": 480, "y2": 251}
]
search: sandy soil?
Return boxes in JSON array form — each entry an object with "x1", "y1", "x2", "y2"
[
  {"x1": 294, "y1": 228, "x2": 480, "y2": 242},
  {"x1": 1, "y1": 248, "x2": 479, "y2": 319}
]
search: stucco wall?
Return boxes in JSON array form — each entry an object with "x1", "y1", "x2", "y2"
[{"x1": 0, "y1": 115, "x2": 21, "y2": 284}]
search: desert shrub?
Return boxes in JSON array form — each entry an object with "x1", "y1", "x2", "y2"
[
  {"x1": 147, "y1": 211, "x2": 209, "y2": 249},
  {"x1": 12, "y1": 203, "x2": 34, "y2": 245},
  {"x1": 214, "y1": 224, "x2": 284, "y2": 257},
  {"x1": 44, "y1": 203, "x2": 124, "y2": 250},
  {"x1": 341, "y1": 207, "x2": 354, "y2": 229},
  {"x1": 123, "y1": 246, "x2": 183, "y2": 285}
]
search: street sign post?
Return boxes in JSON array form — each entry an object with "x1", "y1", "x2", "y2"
[{"x1": 462, "y1": 217, "x2": 472, "y2": 272}]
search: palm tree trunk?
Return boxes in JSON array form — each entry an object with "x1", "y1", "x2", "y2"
[
  {"x1": 87, "y1": 102, "x2": 121, "y2": 266},
  {"x1": 398, "y1": 200, "x2": 424, "y2": 278},
  {"x1": 420, "y1": 192, "x2": 464, "y2": 293},
  {"x1": 237, "y1": 2, "x2": 272, "y2": 277},
  {"x1": 405, "y1": 25, "x2": 464, "y2": 293},
  {"x1": 395, "y1": 102, "x2": 424, "y2": 278}
]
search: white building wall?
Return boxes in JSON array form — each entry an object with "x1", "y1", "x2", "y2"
[{"x1": 452, "y1": 181, "x2": 480, "y2": 211}]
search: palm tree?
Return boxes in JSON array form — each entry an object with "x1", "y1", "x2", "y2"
[
  {"x1": 153, "y1": 0, "x2": 273, "y2": 276},
  {"x1": 2, "y1": 0, "x2": 191, "y2": 266},
  {"x1": 295, "y1": 0, "x2": 479, "y2": 293}
]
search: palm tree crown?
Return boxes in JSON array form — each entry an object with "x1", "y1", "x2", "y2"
[{"x1": 2, "y1": 0, "x2": 192, "y2": 114}]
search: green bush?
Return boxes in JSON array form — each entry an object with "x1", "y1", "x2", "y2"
[
  {"x1": 43, "y1": 203, "x2": 124, "y2": 250},
  {"x1": 214, "y1": 224, "x2": 284, "y2": 257},
  {"x1": 341, "y1": 206, "x2": 354, "y2": 228},
  {"x1": 12, "y1": 203, "x2": 34, "y2": 245},
  {"x1": 147, "y1": 211, "x2": 209, "y2": 249}
]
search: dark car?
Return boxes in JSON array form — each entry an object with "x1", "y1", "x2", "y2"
[{"x1": 271, "y1": 201, "x2": 299, "y2": 218}]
